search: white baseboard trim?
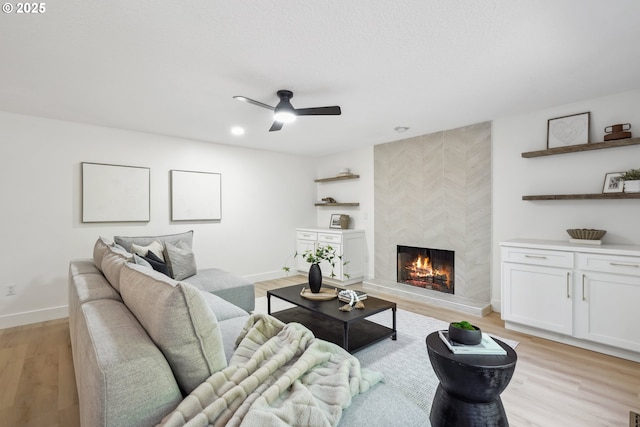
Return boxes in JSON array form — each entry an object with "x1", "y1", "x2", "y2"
[
  {"x1": 0, "y1": 305, "x2": 69, "y2": 330},
  {"x1": 243, "y1": 270, "x2": 290, "y2": 283}
]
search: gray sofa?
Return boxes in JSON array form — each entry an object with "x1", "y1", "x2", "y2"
[{"x1": 69, "y1": 233, "x2": 428, "y2": 426}]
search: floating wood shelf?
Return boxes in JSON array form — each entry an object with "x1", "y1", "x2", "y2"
[
  {"x1": 314, "y1": 174, "x2": 360, "y2": 183},
  {"x1": 523, "y1": 193, "x2": 640, "y2": 201},
  {"x1": 521, "y1": 137, "x2": 640, "y2": 158},
  {"x1": 314, "y1": 202, "x2": 360, "y2": 207}
]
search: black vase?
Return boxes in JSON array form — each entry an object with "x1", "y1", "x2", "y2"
[{"x1": 308, "y1": 263, "x2": 322, "y2": 293}]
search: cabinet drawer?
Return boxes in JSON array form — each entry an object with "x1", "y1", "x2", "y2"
[
  {"x1": 318, "y1": 233, "x2": 343, "y2": 244},
  {"x1": 296, "y1": 231, "x2": 318, "y2": 241},
  {"x1": 501, "y1": 247, "x2": 573, "y2": 268},
  {"x1": 577, "y1": 253, "x2": 640, "y2": 276}
]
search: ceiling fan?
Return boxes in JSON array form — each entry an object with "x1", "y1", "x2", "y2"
[{"x1": 233, "y1": 90, "x2": 341, "y2": 132}]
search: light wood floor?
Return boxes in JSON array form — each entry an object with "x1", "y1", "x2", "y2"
[{"x1": 1, "y1": 275, "x2": 638, "y2": 427}]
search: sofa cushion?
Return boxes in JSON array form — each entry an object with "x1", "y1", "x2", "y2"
[
  {"x1": 92, "y1": 237, "x2": 113, "y2": 272},
  {"x1": 200, "y1": 291, "x2": 248, "y2": 321},
  {"x1": 132, "y1": 240, "x2": 165, "y2": 261},
  {"x1": 101, "y1": 247, "x2": 132, "y2": 293},
  {"x1": 184, "y1": 268, "x2": 255, "y2": 312},
  {"x1": 164, "y1": 241, "x2": 197, "y2": 280},
  {"x1": 119, "y1": 263, "x2": 227, "y2": 394},
  {"x1": 114, "y1": 230, "x2": 193, "y2": 253}
]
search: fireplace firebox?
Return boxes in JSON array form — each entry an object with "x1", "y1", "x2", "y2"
[{"x1": 397, "y1": 245, "x2": 454, "y2": 293}]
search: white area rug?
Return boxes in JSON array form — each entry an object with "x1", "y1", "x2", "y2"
[{"x1": 253, "y1": 296, "x2": 518, "y2": 415}]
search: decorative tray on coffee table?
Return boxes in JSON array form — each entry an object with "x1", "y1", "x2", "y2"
[{"x1": 300, "y1": 287, "x2": 339, "y2": 300}]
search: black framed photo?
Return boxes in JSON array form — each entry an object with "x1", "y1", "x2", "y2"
[
  {"x1": 547, "y1": 112, "x2": 590, "y2": 149},
  {"x1": 602, "y1": 172, "x2": 624, "y2": 193}
]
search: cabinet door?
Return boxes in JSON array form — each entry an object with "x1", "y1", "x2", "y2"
[
  {"x1": 318, "y1": 242, "x2": 343, "y2": 280},
  {"x1": 575, "y1": 272, "x2": 640, "y2": 352},
  {"x1": 502, "y1": 263, "x2": 573, "y2": 335},
  {"x1": 296, "y1": 239, "x2": 316, "y2": 272}
]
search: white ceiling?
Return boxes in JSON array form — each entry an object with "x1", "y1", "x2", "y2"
[{"x1": 2, "y1": 1, "x2": 640, "y2": 157}]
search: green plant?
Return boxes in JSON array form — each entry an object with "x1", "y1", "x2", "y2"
[
  {"x1": 450, "y1": 320, "x2": 476, "y2": 331},
  {"x1": 282, "y1": 246, "x2": 350, "y2": 279},
  {"x1": 621, "y1": 168, "x2": 640, "y2": 181}
]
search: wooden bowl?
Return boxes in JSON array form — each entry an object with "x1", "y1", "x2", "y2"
[{"x1": 566, "y1": 229, "x2": 606, "y2": 240}]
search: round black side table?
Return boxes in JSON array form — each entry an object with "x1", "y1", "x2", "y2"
[{"x1": 426, "y1": 331, "x2": 517, "y2": 427}]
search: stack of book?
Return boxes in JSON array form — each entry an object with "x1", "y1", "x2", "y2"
[
  {"x1": 338, "y1": 289, "x2": 367, "y2": 303},
  {"x1": 438, "y1": 330, "x2": 506, "y2": 355}
]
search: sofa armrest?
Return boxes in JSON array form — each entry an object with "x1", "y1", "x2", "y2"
[
  {"x1": 75, "y1": 299, "x2": 182, "y2": 427},
  {"x1": 183, "y1": 268, "x2": 255, "y2": 312}
]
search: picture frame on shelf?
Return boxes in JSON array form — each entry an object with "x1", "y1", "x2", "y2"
[
  {"x1": 547, "y1": 112, "x2": 590, "y2": 149},
  {"x1": 330, "y1": 214, "x2": 342, "y2": 229},
  {"x1": 602, "y1": 172, "x2": 624, "y2": 193}
]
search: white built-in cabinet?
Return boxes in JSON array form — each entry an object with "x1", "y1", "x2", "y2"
[
  {"x1": 296, "y1": 227, "x2": 365, "y2": 285},
  {"x1": 501, "y1": 239, "x2": 640, "y2": 362}
]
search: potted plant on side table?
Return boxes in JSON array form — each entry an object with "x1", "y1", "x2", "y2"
[{"x1": 449, "y1": 320, "x2": 482, "y2": 345}]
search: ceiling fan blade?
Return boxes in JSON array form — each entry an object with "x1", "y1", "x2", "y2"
[
  {"x1": 295, "y1": 106, "x2": 342, "y2": 116},
  {"x1": 233, "y1": 96, "x2": 274, "y2": 111},
  {"x1": 269, "y1": 121, "x2": 284, "y2": 132}
]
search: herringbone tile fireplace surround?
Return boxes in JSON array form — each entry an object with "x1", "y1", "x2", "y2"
[{"x1": 366, "y1": 121, "x2": 492, "y2": 314}]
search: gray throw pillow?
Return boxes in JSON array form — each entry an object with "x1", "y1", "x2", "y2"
[
  {"x1": 114, "y1": 230, "x2": 193, "y2": 253},
  {"x1": 164, "y1": 241, "x2": 197, "y2": 280},
  {"x1": 119, "y1": 263, "x2": 227, "y2": 394}
]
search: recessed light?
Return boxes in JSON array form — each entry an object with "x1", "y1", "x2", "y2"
[
  {"x1": 231, "y1": 126, "x2": 245, "y2": 136},
  {"x1": 394, "y1": 126, "x2": 410, "y2": 133}
]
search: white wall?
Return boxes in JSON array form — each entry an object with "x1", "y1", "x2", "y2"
[
  {"x1": 491, "y1": 89, "x2": 640, "y2": 310},
  {"x1": 0, "y1": 112, "x2": 317, "y2": 328},
  {"x1": 315, "y1": 146, "x2": 375, "y2": 279}
]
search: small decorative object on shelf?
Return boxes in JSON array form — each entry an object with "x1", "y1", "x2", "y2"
[
  {"x1": 604, "y1": 123, "x2": 632, "y2": 141},
  {"x1": 547, "y1": 112, "x2": 590, "y2": 149},
  {"x1": 337, "y1": 168, "x2": 354, "y2": 177},
  {"x1": 621, "y1": 168, "x2": 640, "y2": 193},
  {"x1": 603, "y1": 172, "x2": 624, "y2": 193},
  {"x1": 448, "y1": 321, "x2": 482, "y2": 345},
  {"x1": 566, "y1": 228, "x2": 606, "y2": 245},
  {"x1": 321, "y1": 197, "x2": 337, "y2": 204}
]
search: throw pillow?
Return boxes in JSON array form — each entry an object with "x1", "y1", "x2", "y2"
[
  {"x1": 164, "y1": 241, "x2": 197, "y2": 280},
  {"x1": 133, "y1": 253, "x2": 152, "y2": 269},
  {"x1": 114, "y1": 230, "x2": 194, "y2": 253},
  {"x1": 143, "y1": 251, "x2": 171, "y2": 277},
  {"x1": 119, "y1": 263, "x2": 227, "y2": 394},
  {"x1": 132, "y1": 240, "x2": 165, "y2": 262}
]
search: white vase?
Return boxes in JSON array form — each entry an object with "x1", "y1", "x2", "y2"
[{"x1": 623, "y1": 180, "x2": 640, "y2": 193}]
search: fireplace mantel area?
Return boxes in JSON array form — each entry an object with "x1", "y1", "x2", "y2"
[{"x1": 365, "y1": 122, "x2": 492, "y2": 316}]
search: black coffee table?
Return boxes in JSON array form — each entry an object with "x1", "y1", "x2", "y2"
[{"x1": 267, "y1": 283, "x2": 396, "y2": 353}]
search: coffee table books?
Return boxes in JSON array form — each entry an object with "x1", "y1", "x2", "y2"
[{"x1": 438, "y1": 330, "x2": 507, "y2": 355}]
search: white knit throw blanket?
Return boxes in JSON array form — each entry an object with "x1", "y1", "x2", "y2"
[{"x1": 158, "y1": 314, "x2": 383, "y2": 427}]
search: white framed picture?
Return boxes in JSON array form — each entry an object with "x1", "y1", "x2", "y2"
[
  {"x1": 170, "y1": 170, "x2": 221, "y2": 221},
  {"x1": 82, "y1": 162, "x2": 150, "y2": 223},
  {"x1": 547, "y1": 112, "x2": 590, "y2": 149}
]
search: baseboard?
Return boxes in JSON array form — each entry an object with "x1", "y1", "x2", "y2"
[
  {"x1": 243, "y1": 270, "x2": 291, "y2": 283},
  {"x1": 0, "y1": 305, "x2": 68, "y2": 330}
]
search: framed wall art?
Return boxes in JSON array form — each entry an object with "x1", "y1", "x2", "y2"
[
  {"x1": 547, "y1": 112, "x2": 590, "y2": 149},
  {"x1": 170, "y1": 170, "x2": 221, "y2": 221},
  {"x1": 82, "y1": 162, "x2": 150, "y2": 223},
  {"x1": 602, "y1": 172, "x2": 624, "y2": 193}
]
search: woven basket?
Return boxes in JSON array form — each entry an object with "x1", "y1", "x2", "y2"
[{"x1": 566, "y1": 229, "x2": 606, "y2": 240}]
